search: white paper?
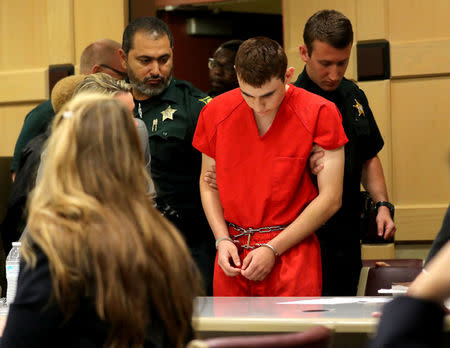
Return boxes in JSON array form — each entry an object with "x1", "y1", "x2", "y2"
[
  {"x1": 378, "y1": 289, "x2": 407, "y2": 294},
  {"x1": 277, "y1": 297, "x2": 392, "y2": 305}
]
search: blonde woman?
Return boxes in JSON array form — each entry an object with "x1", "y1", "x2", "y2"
[{"x1": 0, "y1": 94, "x2": 202, "y2": 347}]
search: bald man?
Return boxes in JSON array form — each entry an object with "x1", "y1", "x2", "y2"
[{"x1": 10, "y1": 39, "x2": 126, "y2": 179}]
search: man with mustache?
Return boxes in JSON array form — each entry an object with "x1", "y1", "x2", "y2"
[{"x1": 119, "y1": 17, "x2": 214, "y2": 294}]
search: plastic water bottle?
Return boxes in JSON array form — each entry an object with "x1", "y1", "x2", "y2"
[{"x1": 6, "y1": 242, "x2": 21, "y2": 305}]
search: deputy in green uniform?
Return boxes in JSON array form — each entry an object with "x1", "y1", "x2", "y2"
[
  {"x1": 294, "y1": 10, "x2": 396, "y2": 295},
  {"x1": 119, "y1": 17, "x2": 214, "y2": 294}
]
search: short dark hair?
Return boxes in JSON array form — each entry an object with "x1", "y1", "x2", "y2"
[
  {"x1": 234, "y1": 37, "x2": 287, "y2": 87},
  {"x1": 217, "y1": 40, "x2": 243, "y2": 54},
  {"x1": 303, "y1": 10, "x2": 353, "y2": 55},
  {"x1": 122, "y1": 17, "x2": 173, "y2": 55}
]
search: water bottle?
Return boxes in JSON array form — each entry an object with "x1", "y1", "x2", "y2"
[{"x1": 6, "y1": 242, "x2": 21, "y2": 305}]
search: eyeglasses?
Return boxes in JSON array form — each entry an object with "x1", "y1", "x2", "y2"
[
  {"x1": 208, "y1": 58, "x2": 235, "y2": 73},
  {"x1": 99, "y1": 64, "x2": 128, "y2": 79}
]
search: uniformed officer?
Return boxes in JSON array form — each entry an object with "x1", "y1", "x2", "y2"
[
  {"x1": 294, "y1": 9, "x2": 396, "y2": 295},
  {"x1": 119, "y1": 17, "x2": 214, "y2": 294}
]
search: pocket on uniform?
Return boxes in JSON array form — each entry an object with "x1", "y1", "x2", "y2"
[{"x1": 271, "y1": 157, "x2": 307, "y2": 204}]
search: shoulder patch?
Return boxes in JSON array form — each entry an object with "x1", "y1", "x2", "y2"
[{"x1": 198, "y1": 96, "x2": 212, "y2": 105}]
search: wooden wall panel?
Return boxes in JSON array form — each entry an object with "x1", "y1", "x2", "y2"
[
  {"x1": 388, "y1": 0, "x2": 450, "y2": 42},
  {"x1": 391, "y1": 77, "x2": 450, "y2": 205},
  {"x1": 389, "y1": 0, "x2": 450, "y2": 77},
  {"x1": 0, "y1": 0, "x2": 49, "y2": 70},
  {"x1": 73, "y1": 0, "x2": 127, "y2": 68},
  {"x1": 47, "y1": 0, "x2": 75, "y2": 65},
  {"x1": 356, "y1": 0, "x2": 388, "y2": 41},
  {"x1": 391, "y1": 39, "x2": 450, "y2": 78},
  {"x1": 0, "y1": 69, "x2": 48, "y2": 103}
]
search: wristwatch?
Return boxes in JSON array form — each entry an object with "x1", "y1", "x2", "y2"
[{"x1": 375, "y1": 201, "x2": 395, "y2": 219}]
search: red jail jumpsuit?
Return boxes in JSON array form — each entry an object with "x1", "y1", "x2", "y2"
[{"x1": 193, "y1": 85, "x2": 348, "y2": 296}]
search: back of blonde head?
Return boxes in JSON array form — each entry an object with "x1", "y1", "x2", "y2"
[
  {"x1": 73, "y1": 72, "x2": 131, "y2": 97},
  {"x1": 23, "y1": 94, "x2": 202, "y2": 348}
]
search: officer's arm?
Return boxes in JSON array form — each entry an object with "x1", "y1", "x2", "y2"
[
  {"x1": 362, "y1": 155, "x2": 396, "y2": 240},
  {"x1": 268, "y1": 146, "x2": 345, "y2": 255},
  {"x1": 361, "y1": 155, "x2": 388, "y2": 202}
]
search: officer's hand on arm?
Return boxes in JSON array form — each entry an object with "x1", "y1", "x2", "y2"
[
  {"x1": 217, "y1": 240, "x2": 241, "y2": 276},
  {"x1": 376, "y1": 206, "x2": 396, "y2": 240},
  {"x1": 203, "y1": 165, "x2": 218, "y2": 190},
  {"x1": 309, "y1": 144, "x2": 325, "y2": 175},
  {"x1": 240, "y1": 246, "x2": 276, "y2": 281}
]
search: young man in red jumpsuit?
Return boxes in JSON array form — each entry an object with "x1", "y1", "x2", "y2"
[{"x1": 193, "y1": 37, "x2": 347, "y2": 296}]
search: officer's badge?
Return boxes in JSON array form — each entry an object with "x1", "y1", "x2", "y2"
[
  {"x1": 199, "y1": 96, "x2": 212, "y2": 105},
  {"x1": 161, "y1": 106, "x2": 177, "y2": 121},
  {"x1": 353, "y1": 99, "x2": 365, "y2": 117}
]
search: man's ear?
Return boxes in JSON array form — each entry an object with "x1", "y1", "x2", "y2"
[
  {"x1": 118, "y1": 48, "x2": 127, "y2": 70},
  {"x1": 299, "y1": 45, "x2": 309, "y2": 63},
  {"x1": 285, "y1": 67, "x2": 295, "y2": 84},
  {"x1": 91, "y1": 64, "x2": 101, "y2": 74}
]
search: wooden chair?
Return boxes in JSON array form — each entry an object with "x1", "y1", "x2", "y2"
[
  {"x1": 363, "y1": 266, "x2": 422, "y2": 296},
  {"x1": 187, "y1": 326, "x2": 333, "y2": 348}
]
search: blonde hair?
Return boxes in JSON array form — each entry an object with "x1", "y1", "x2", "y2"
[
  {"x1": 73, "y1": 72, "x2": 131, "y2": 97},
  {"x1": 23, "y1": 94, "x2": 202, "y2": 348}
]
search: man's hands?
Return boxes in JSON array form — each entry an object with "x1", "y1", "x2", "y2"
[
  {"x1": 217, "y1": 239, "x2": 241, "y2": 276},
  {"x1": 241, "y1": 247, "x2": 276, "y2": 281},
  {"x1": 376, "y1": 206, "x2": 396, "y2": 240},
  {"x1": 217, "y1": 240, "x2": 276, "y2": 281}
]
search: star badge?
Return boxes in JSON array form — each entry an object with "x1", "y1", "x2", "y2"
[
  {"x1": 161, "y1": 106, "x2": 177, "y2": 121},
  {"x1": 353, "y1": 99, "x2": 365, "y2": 117}
]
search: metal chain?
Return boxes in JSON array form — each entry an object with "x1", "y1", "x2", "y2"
[{"x1": 228, "y1": 222, "x2": 287, "y2": 239}]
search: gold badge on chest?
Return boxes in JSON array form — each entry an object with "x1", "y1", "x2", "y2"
[
  {"x1": 353, "y1": 99, "x2": 365, "y2": 117},
  {"x1": 161, "y1": 105, "x2": 177, "y2": 121}
]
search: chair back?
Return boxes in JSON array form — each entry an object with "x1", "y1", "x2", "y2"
[
  {"x1": 364, "y1": 266, "x2": 422, "y2": 296},
  {"x1": 187, "y1": 326, "x2": 332, "y2": 348},
  {"x1": 362, "y1": 258, "x2": 423, "y2": 268}
]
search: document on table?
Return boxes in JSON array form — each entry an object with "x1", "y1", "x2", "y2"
[{"x1": 277, "y1": 297, "x2": 392, "y2": 305}]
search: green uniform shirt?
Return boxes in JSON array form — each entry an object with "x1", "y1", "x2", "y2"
[
  {"x1": 11, "y1": 99, "x2": 55, "y2": 172},
  {"x1": 133, "y1": 78, "x2": 211, "y2": 211}
]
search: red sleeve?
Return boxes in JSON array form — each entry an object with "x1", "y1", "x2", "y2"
[
  {"x1": 192, "y1": 104, "x2": 217, "y2": 159},
  {"x1": 314, "y1": 102, "x2": 348, "y2": 150}
]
